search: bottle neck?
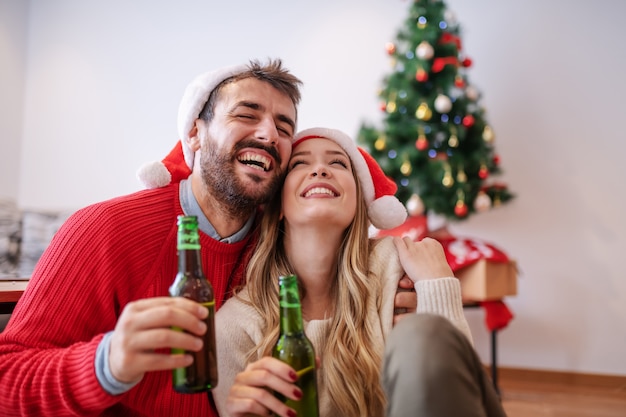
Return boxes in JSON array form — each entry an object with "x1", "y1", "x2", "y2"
[
  {"x1": 178, "y1": 248, "x2": 203, "y2": 275},
  {"x1": 177, "y1": 215, "x2": 203, "y2": 275},
  {"x1": 278, "y1": 275, "x2": 305, "y2": 335}
]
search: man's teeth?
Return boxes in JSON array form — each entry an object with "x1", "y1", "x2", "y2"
[
  {"x1": 304, "y1": 187, "x2": 336, "y2": 197},
  {"x1": 238, "y1": 153, "x2": 270, "y2": 171}
]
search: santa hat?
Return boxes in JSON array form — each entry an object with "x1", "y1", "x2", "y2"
[
  {"x1": 136, "y1": 63, "x2": 248, "y2": 189},
  {"x1": 293, "y1": 127, "x2": 407, "y2": 230}
]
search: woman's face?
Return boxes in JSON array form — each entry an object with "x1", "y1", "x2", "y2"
[{"x1": 282, "y1": 138, "x2": 357, "y2": 230}]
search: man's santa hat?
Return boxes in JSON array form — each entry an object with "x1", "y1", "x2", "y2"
[
  {"x1": 136, "y1": 64, "x2": 247, "y2": 189},
  {"x1": 293, "y1": 127, "x2": 407, "y2": 230}
]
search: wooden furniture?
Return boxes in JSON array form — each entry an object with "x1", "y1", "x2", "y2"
[{"x1": 0, "y1": 279, "x2": 28, "y2": 315}]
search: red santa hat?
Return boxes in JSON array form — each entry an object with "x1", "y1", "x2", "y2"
[
  {"x1": 293, "y1": 127, "x2": 407, "y2": 230},
  {"x1": 136, "y1": 64, "x2": 247, "y2": 189}
]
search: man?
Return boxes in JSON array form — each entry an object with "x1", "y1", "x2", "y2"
[{"x1": 0, "y1": 59, "x2": 417, "y2": 417}]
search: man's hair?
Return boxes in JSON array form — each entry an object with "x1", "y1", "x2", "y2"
[{"x1": 198, "y1": 58, "x2": 302, "y2": 123}]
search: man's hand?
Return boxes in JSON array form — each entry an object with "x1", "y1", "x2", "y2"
[
  {"x1": 226, "y1": 357, "x2": 301, "y2": 417},
  {"x1": 109, "y1": 297, "x2": 209, "y2": 384},
  {"x1": 393, "y1": 275, "x2": 416, "y2": 326}
]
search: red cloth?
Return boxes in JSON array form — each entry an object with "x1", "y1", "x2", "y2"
[
  {"x1": 479, "y1": 300, "x2": 514, "y2": 331},
  {"x1": 0, "y1": 183, "x2": 257, "y2": 417}
]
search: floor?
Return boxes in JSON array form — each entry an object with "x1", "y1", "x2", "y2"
[{"x1": 498, "y1": 369, "x2": 626, "y2": 417}]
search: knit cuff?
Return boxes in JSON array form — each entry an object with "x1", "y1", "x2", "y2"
[
  {"x1": 95, "y1": 331, "x2": 142, "y2": 395},
  {"x1": 414, "y1": 277, "x2": 473, "y2": 344}
]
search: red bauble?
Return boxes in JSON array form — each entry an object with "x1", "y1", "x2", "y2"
[
  {"x1": 415, "y1": 69, "x2": 428, "y2": 82},
  {"x1": 462, "y1": 115, "x2": 475, "y2": 127},
  {"x1": 455, "y1": 77, "x2": 465, "y2": 88},
  {"x1": 462, "y1": 57, "x2": 473, "y2": 67},
  {"x1": 454, "y1": 202, "x2": 468, "y2": 217},
  {"x1": 493, "y1": 154, "x2": 501, "y2": 165},
  {"x1": 416, "y1": 136, "x2": 429, "y2": 151},
  {"x1": 386, "y1": 42, "x2": 396, "y2": 55},
  {"x1": 379, "y1": 102, "x2": 387, "y2": 112},
  {"x1": 478, "y1": 166, "x2": 489, "y2": 179}
]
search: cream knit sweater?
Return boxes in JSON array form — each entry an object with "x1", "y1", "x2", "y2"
[{"x1": 213, "y1": 236, "x2": 472, "y2": 416}]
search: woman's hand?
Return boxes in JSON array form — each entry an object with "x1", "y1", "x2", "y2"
[
  {"x1": 393, "y1": 236, "x2": 454, "y2": 283},
  {"x1": 226, "y1": 356, "x2": 301, "y2": 417}
]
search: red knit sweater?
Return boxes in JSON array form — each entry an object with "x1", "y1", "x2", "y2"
[{"x1": 0, "y1": 184, "x2": 256, "y2": 416}]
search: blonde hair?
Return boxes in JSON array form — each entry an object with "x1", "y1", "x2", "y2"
[{"x1": 240, "y1": 171, "x2": 386, "y2": 416}]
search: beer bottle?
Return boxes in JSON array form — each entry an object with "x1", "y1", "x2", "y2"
[
  {"x1": 272, "y1": 274, "x2": 319, "y2": 416},
  {"x1": 169, "y1": 215, "x2": 218, "y2": 393}
]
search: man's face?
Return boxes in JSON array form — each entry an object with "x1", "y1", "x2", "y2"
[{"x1": 196, "y1": 78, "x2": 296, "y2": 209}]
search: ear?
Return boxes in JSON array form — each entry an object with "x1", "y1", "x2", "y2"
[{"x1": 186, "y1": 120, "x2": 202, "y2": 152}]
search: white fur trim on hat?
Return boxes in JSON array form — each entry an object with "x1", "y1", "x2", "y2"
[
  {"x1": 177, "y1": 64, "x2": 248, "y2": 169},
  {"x1": 293, "y1": 127, "x2": 407, "y2": 230},
  {"x1": 136, "y1": 160, "x2": 171, "y2": 189}
]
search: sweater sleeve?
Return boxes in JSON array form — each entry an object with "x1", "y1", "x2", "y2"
[
  {"x1": 371, "y1": 237, "x2": 473, "y2": 344},
  {"x1": 0, "y1": 209, "x2": 125, "y2": 416}
]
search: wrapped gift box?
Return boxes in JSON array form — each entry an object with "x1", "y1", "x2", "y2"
[{"x1": 457, "y1": 259, "x2": 517, "y2": 301}]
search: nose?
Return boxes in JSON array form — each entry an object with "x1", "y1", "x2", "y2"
[
  {"x1": 256, "y1": 117, "x2": 279, "y2": 145},
  {"x1": 311, "y1": 166, "x2": 329, "y2": 178}
]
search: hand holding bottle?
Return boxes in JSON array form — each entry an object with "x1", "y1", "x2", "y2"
[
  {"x1": 109, "y1": 296, "x2": 209, "y2": 384},
  {"x1": 226, "y1": 356, "x2": 303, "y2": 417}
]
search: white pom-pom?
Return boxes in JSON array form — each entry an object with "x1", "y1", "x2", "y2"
[
  {"x1": 368, "y1": 196, "x2": 407, "y2": 230},
  {"x1": 136, "y1": 161, "x2": 172, "y2": 189}
]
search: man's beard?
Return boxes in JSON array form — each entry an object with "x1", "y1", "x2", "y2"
[{"x1": 200, "y1": 138, "x2": 284, "y2": 217}]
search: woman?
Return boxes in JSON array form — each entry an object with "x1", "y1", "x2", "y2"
[{"x1": 213, "y1": 128, "x2": 486, "y2": 417}]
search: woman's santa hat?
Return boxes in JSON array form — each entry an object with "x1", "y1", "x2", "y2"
[
  {"x1": 293, "y1": 127, "x2": 407, "y2": 230},
  {"x1": 136, "y1": 64, "x2": 247, "y2": 189}
]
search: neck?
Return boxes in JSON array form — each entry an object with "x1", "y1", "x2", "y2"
[
  {"x1": 190, "y1": 173, "x2": 255, "y2": 238},
  {"x1": 283, "y1": 222, "x2": 344, "y2": 320}
]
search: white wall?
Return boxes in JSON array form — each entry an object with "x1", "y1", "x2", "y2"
[
  {"x1": 0, "y1": 0, "x2": 28, "y2": 200},
  {"x1": 3, "y1": 0, "x2": 625, "y2": 376}
]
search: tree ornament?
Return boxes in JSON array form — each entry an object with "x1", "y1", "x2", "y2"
[
  {"x1": 434, "y1": 94, "x2": 453, "y2": 113},
  {"x1": 454, "y1": 75, "x2": 465, "y2": 88},
  {"x1": 442, "y1": 163, "x2": 454, "y2": 188},
  {"x1": 462, "y1": 114, "x2": 475, "y2": 127},
  {"x1": 407, "y1": 193, "x2": 425, "y2": 216},
  {"x1": 462, "y1": 57, "x2": 473, "y2": 67},
  {"x1": 493, "y1": 154, "x2": 501, "y2": 165},
  {"x1": 416, "y1": 102, "x2": 432, "y2": 121},
  {"x1": 444, "y1": 9, "x2": 457, "y2": 25},
  {"x1": 448, "y1": 126, "x2": 459, "y2": 147},
  {"x1": 375, "y1": 135, "x2": 386, "y2": 151},
  {"x1": 454, "y1": 200, "x2": 468, "y2": 217},
  {"x1": 474, "y1": 190, "x2": 492, "y2": 212},
  {"x1": 483, "y1": 125, "x2": 495, "y2": 142},
  {"x1": 415, "y1": 41, "x2": 434, "y2": 60},
  {"x1": 416, "y1": 135, "x2": 429, "y2": 151},
  {"x1": 415, "y1": 68, "x2": 428, "y2": 82},
  {"x1": 465, "y1": 85, "x2": 479, "y2": 101},
  {"x1": 456, "y1": 167, "x2": 467, "y2": 183},
  {"x1": 400, "y1": 158, "x2": 412, "y2": 175},
  {"x1": 478, "y1": 163, "x2": 489, "y2": 179},
  {"x1": 386, "y1": 42, "x2": 396, "y2": 55},
  {"x1": 379, "y1": 101, "x2": 387, "y2": 112}
]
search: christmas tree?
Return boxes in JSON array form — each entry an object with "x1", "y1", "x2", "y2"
[{"x1": 358, "y1": 0, "x2": 514, "y2": 222}]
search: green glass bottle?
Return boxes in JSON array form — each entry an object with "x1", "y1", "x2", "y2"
[
  {"x1": 169, "y1": 215, "x2": 218, "y2": 393},
  {"x1": 272, "y1": 274, "x2": 319, "y2": 416}
]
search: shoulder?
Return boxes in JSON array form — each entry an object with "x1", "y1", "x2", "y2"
[
  {"x1": 217, "y1": 288, "x2": 264, "y2": 342},
  {"x1": 369, "y1": 236, "x2": 402, "y2": 279}
]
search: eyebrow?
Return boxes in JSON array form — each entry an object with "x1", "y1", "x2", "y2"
[
  {"x1": 291, "y1": 149, "x2": 349, "y2": 158},
  {"x1": 235, "y1": 101, "x2": 296, "y2": 132}
]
